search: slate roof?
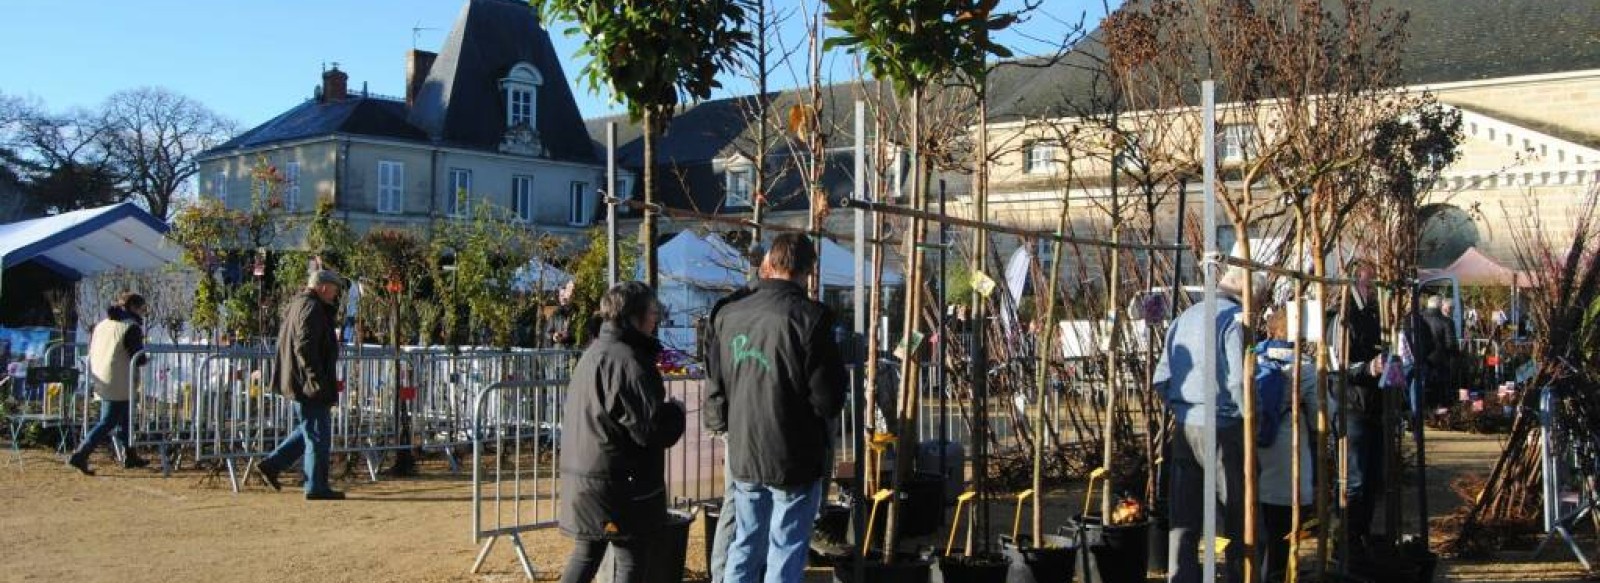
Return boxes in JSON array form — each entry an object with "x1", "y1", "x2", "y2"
[
  {"x1": 204, "y1": 97, "x2": 427, "y2": 155},
  {"x1": 207, "y1": 0, "x2": 597, "y2": 164},
  {"x1": 409, "y1": 0, "x2": 597, "y2": 164},
  {"x1": 991, "y1": 0, "x2": 1600, "y2": 120}
]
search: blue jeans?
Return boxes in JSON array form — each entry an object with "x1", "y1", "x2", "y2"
[
  {"x1": 725, "y1": 480, "x2": 823, "y2": 583},
  {"x1": 260, "y1": 401, "x2": 333, "y2": 494},
  {"x1": 710, "y1": 441, "x2": 737, "y2": 583},
  {"x1": 74, "y1": 400, "x2": 130, "y2": 460}
]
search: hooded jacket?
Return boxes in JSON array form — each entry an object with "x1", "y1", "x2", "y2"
[
  {"x1": 558, "y1": 322, "x2": 686, "y2": 541},
  {"x1": 703, "y1": 278, "x2": 847, "y2": 487},
  {"x1": 87, "y1": 306, "x2": 147, "y2": 401},
  {"x1": 276, "y1": 289, "x2": 339, "y2": 404}
]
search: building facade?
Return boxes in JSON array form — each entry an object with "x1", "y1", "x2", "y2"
[{"x1": 198, "y1": 0, "x2": 620, "y2": 241}]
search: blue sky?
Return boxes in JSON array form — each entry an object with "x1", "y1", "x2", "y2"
[{"x1": 1, "y1": 0, "x2": 1113, "y2": 129}]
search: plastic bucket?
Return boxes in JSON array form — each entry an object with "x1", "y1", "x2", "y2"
[
  {"x1": 933, "y1": 553, "x2": 1010, "y2": 583},
  {"x1": 702, "y1": 501, "x2": 724, "y2": 577},
  {"x1": 999, "y1": 534, "x2": 1077, "y2": 583},
  {"x1": 1145, "y1": 512, "x2": 1169, "y2": 576},
  {"x1": 1063, "y1": 515, "x2": 1150, "y2": 583},
  {"x1": 833, "y1": 551, "x2": 934, "y2": 583}
]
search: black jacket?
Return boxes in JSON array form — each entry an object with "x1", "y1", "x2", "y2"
[
  {"x1": 1422, "y1": 308, "x2": 1456, "y2": 368},
  {"x1": 704, "y1": 279, "x2": 847, "y2": 487},
  {"x1": 276, "y1": 290, "x2": 339, "y2": 405},
  {"x1": 558, "y1": 322, "x2": 685, "y2": 541}
]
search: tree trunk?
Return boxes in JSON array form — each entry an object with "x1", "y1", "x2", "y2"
[{"x1": 643, "y1": 110, "x2": 658, "y2": 289}]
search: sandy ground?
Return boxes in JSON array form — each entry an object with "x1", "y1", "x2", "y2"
[{"x1": 2, "y1": 429, "x2": 1594, "y2": 583}]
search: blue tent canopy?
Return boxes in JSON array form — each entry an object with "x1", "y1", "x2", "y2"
[{"x1": 0, "y1": 202, "x2": 177, "y2": 279}]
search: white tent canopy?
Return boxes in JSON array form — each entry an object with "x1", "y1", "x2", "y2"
[
  {"x1": 0, "y1": 202, "x2": 178, "y2": 284},
  {"x1": 649, "y1": 231, "x2": 750, "y2": 328},
  {"x1": 819, "y1": 237, "x2": 902, "y2": 287},
  {"x1": 510, "y1": 257, "x2": 573, "y2": 292}
]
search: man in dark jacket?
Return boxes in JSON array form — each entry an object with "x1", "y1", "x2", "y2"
[
  {"x1": 1421, "y1": 295, "x2": 1457, "y2": 406},
  {"x1": 705, "y1": 233, "x2": 847, "y2": 583},
  {"x1": 1337, "y1": 270, "x2": 1386, "y2": 548},
  {"x1": 255, "y1": 270, "x2": 344, "y2": 500}
]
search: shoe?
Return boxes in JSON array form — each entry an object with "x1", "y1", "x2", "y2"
[
  {"x1": 67, "y1": 455, "x2": 95, "y2": 476},
  {"x1": 305, "y1": 490, "x2": 346, "y2": 501},
  {"x1": 255, "y1": 465, "x2": 283, "y2": 492},
  {"x1": 123, "y1": 455, "x2": 151, "y2": 469}
]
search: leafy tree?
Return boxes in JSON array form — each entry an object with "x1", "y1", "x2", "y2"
[
  {"x1": 824, "y1": 0, "x2": 1016, "y2": 556},
  {"x1": 530, "y1": 0, "x2": 757, "y2": 288},
  {"x1": 568, "y1": 226, "x2": 639, "y2": 346}
]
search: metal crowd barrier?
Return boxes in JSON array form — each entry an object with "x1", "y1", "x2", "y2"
[
  {"x1": 411, "y1": 349, "x2": 578, "y2": 471},
  {"x1": 190, "y1": 347, "x2": 282, "y2": 490},
  {"x1": 469, "y1": 379, "x2": 565, "y2": 580},
  {"x1": 127, "y1": 345, "x2": 224, "y2": 474}
]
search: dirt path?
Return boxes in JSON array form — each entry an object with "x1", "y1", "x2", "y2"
[{"x1": 1, "y1": 429, "x2": 1591, "y2": 582}]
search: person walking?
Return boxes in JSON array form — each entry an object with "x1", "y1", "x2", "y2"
[
  {"x1": 67, "y1": 292, "x2": 152, "y2": 475},
  {"x1": 705, "y1": 233, "x2": 847, "y2": 583},
  {"x1": 1422, "y1": 295, "x2": 1456, "y2": 406},
  {"x1": 1153, "y1": 266, "x2": 1264, "y2": 583},
  {"x1": 254, "y1": 270, "x2": 345, "y2": 500},
  {"x1": 556, "y1": 281, "x2": 685, "y2": 583}
]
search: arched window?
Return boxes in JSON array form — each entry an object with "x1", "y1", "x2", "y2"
[{"x1": 500, "y1": 63, "x2": 542, "y2": 129}]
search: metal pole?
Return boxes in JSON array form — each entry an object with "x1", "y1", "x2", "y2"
[
  {"x1": 938, "y1": 179, "x2": 949, "y2": 509},
  {"x1": 855, "y1": 101, "x2": 867, "y2": 337},
  {"x1": 607, "y1": 122, "x2": 619, "y2": 288},
  {"x1": 1201, "y1": 79, "x2": 1220, "y2": 583}
]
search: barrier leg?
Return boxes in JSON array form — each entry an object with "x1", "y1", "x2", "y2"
[
  {"x1": 510, "y1": 532, "x2": 536, "y2": 580},
  {"x1": 445, "y1": 446, "x2": 460, "y2": 474},
  {"x1": 363, "y1": 451, "x2": 382, "y2": 482},
  {"x1": 7, "y1": 420, "x2": 23, "y2": 470},
  {"x1": 225, "y1": 458, "x2": 241, "y2": 494},
  {"x1": 159, "y1": 444, "x2": 174, "y2": 477},
  {"x1": 471, "y1": 536, "x2": 498, "y2": 574}
]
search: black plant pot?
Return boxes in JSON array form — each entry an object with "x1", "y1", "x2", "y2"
[
  {"x1": 999, "y1": 534, "x2": 1077, "y2": 583},
  {"x1": 835, "y1": 472, "x2": 946, "y2": 540},
  {"x1": 1145, "y1": 512, "x2": 1169, "y2": 577},
  {"x1": 598, "y1": 509, "x2": 693, "y2": 583},
  {"x1": 1063, "y1": 515, "x2": 1150, "y2": 583},
  {"x1": 933, "y1": 553, "x2": 1010, "y2": 583},
  {"x1": 833, "y1": 551, "x2": 934, "y2": 583}
]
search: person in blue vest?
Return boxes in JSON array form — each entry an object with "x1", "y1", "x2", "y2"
[
  {"x1": 1153, "y1": 266, "x2": 1266, "y2": 583},
  {"x1": 67, "y1": 292, "x2": 152, "y2": 475}
]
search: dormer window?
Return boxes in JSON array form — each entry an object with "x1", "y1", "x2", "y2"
[
  {"x1": 498, "y1": 63, "x2": 546, "y2": 157},
  {"x1": 725, "y1": 166, "x2": 753, "y2": 208},
  {"x1": 500, "y1": 63, "x2": 542, "y2": 129}
]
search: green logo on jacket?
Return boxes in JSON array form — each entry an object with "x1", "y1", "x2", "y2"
[{"x1": 730, "y1": 334, "x2": 772, "y2": 372}]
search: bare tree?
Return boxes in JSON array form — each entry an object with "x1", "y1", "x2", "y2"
[{"x1": 95, "y1": 87, "x2": 235, "y2": 221}]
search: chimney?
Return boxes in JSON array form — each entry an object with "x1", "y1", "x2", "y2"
[
  {"x1": 321, "y1": 63, "x2": 349, "y2": 103},
  {"x1": 406, "y1": 50, "x2": 437, "y2": 109}
]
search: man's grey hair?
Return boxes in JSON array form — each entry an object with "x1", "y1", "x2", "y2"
[
  {"x1": 1425, "y1": 295, "x2": 1441, "y2": 310},
  {"x1": 1218, "y1": 266, "x2": 1269, "y2": 300}
]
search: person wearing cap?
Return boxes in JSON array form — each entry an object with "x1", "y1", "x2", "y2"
[{"x1": 255, "y1": 270, "x2": 345, "y2": 500}]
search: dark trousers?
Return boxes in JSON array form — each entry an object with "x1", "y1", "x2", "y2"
[
  {"x1": 1260, "y1": 504, "x2": 1306, "y2": 583},
  {"x1": 560, "y1": 538, "x2": 645, "y2": 583},
  {"x1": 1345, "y1": 414, "x2": 1385, "y2": 542},
  {"x1": 1169, "y1": 423, "x2": 1245, "y2": 583},
  {"x1": 73, "y1": 400, "x2": 130, "y2": 461}
]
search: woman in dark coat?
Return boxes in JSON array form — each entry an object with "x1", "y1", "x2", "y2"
[{"x1": 558, "y1": 281, "x2": 686, "y2": 583}]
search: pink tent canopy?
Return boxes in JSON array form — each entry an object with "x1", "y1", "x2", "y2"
[{"x1": 1419, "y1": 246, "x2": 1531, "y2": 287}]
